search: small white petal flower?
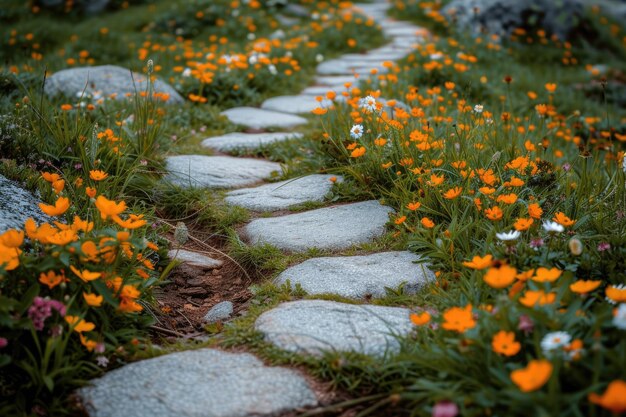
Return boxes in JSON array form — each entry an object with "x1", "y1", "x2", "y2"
[
  {"x1": 543, "y1": 221, "x2": 564, "y2": 233},
  {"x1": 613, "y1": 304, "x2": 626, "y2": 329},
  {"x1": 359, "y1": 95, "x2": 377, "y2": 112},
  {"x1": 182, "y1": 68, "x2": 191, "y2": 77},
  {"x1": 496, "y1": 230, "x2": 520, "y2": 241},
  {"x1": 315, "y1": 54, "x2": 324, "y2": 63},
  {"x1": 474, "y1": 104, "x2": 484, "y2": 113},
  {"x1": 540, "y1": 331, "x2": 571, "y2": 355},
  {"x1": 350, "y1": 124, "x2": 364, "y2": 139}
]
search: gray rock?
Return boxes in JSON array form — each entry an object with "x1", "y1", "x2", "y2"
[
  {"x1": 443, "y1": 0, "x2": 589, "y2": 40},
  {"x1": 44, "y1": 65, "x2": 183, "y2": 104},
  {"x1": 168, "y1": 249, "x2": 223, "y2": 269},
  {"x1": 316, "y1": 59, "x2": 357, "y2": 75},
  {"x1": 255, "y1": 300, "x2": 412, "y2": 357},
  {"x1": 79, "y1": 349, "x2": 317, "y2": 417},
  {"x1": 315, "y1": 75, "x2": 359, "y2": 86},
  {"x1": 243, "y1": 200, "x2": 393, "y2": 252},
  {"x1": 284, "y1": 3, "x2": 309, "y2": 17},
  {"x1": 201, "y1": 132, "x2": 303, "y2": 153},
  {"x1": 221, "y1": 107, "x2": 308, "y2": 130},
  {"x1": 225, "y1": 174, "x2": 341, "y2": 211},
  {"x1": 300, "y1": 85, "x2": 344, "y2": 96},
  {"x1": 203, "y1": 301, "x2": 234, "y2": 323},
  {"x1": 165, "y1": 155, "x2": 281, "y2": 189},
  {"x1": 83, "y1": 0, "x2": 110, "y2": 13},
  {"x1": 261, "y1": 95, "x2": 332, "y2": 114},
  {"x1": 0, "y1": 175, "x2": 50, "y2": 233},
  {"x1": 275, "y1": 251, "x2": 434, "y2": 298}
]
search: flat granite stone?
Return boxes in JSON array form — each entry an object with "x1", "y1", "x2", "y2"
[
  {"x1": 201, "y1": 132, "x2": 303, "y2": 152},
  {"x1": 44, "y1": 65, "x2": 183, "y2": 103},
  {"x1": 300, "y1": 85, "x2": 343, "y2": 96},
  {"x1": 255, "y1": 300, "x2": 412, "y2": 357},
  {"x1": 243, "y1": 200, "x2": 393, "y2": 252},
  {"x1": 0, "y1": 175, "x2": 51, "y2": 233},
  {"x1": 261, "y1": 95, "x2": 332, "y2": 114},
  {"x1": 225, "y1": 174, "x2": 341, "y2": 211},
  {"x1": 221, "y1": 107, "x2": 307, "y2": 129},
  {"x1": 168, "y1": 249, "x2": 223, "y2": 269},
  {"x1": 166, "y1": 155, "x2": 281, "y2": 189},
  {"x1": 275, "y1": 251, "x2": 434, "y2": 298},
  {"x1": 315, "y1": 75, "x2": 359, "y2": 86},
  {"x1": 79, "y1": 349, "x2": 317, "y2": 417}
]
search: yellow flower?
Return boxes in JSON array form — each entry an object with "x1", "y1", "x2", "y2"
[{"x1": 511, "y1": 360, "x2": 552, "y2": 392}]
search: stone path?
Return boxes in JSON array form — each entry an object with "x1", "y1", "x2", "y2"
[{"x1": 83, "y1": 2, "x2": 431, "y2": 416}]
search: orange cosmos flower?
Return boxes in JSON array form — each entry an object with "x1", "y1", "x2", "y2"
[
  {"x1": 441, "y1": 304, "x2": 476, "y2": 333},
  {"x1": 569, "y1": 280, "x2": 602, "y2": 294},
  {"x1": 95, "y1": 195, "x2": 126, "y2": 220},
  {"x1": 311, "y1": 107, "x2": 328, "y2": 115},
  {"x1": 86, "y1": 186, "x2": 97, "y2": 198},
  {"x1": 443, "y1": 186, "x2": 462, "y2": 200},
  {"x1": 65, "y1": 315, "x2": 96, "y2": 333},
  {"x1": 47, "y1": 229, "x2": 78, "y2": 246},
  {"x1": 0, "y1": 229, "x2": 24, "y2": 248},
  {"x1": 406, "y1": 202, "x2": 421, "y2": 211},
  {"x1": 60, "y1": 104, "x2": 73, "y2": 111},
  {"x1": 39, "y1": 196, "x2": 70, "y2": 216},
  {"x1": 514, "y1": 218, "x2": 534, "y2": 231},
  {"x1": 89, "y1": 170, "x2": 109, "y2": 181},
  {"x1": 553, "y1": 212, "x2": 575, "y2": 227},
  {"x1": 69, "y1": 265, "x2": 101, "y2": 282},
  {"x1": 479, "y1": 186, "x2": 496, "y2": 195},
  {"x1": 519, "y1": 290, "x2": 556, "y2": 307},
  {"x1": 484, "y1": 263, "x2": 517, "y2": 288},
  {"x1": 83, "y1": 292, "x2": 103, "y2": 307},
  {"x1": 492, "y1": 330, "x2": 521, "y2": 356},
  {"x1": 606, "y1": 285, "x2": 626, "y2": 303},
  {"x1": 531, "y1": 267, "x2": 562, "y2": 283},
  {"x1": 394, "y1": 216, "x2": 407, "y2": 225},
  {"x1": 545, "y1": 83, "x2": 557, "y2": 93},
  {"x1": 510, "y1": 360, "x2": 552, "y2": 392},
  {"x1": 112, "y1": 215, "x2": 147, "y2": 229},
  {"x1": 589, "y1": 380, "x2": 626, "y2": 414},
  {"x1": 527, "y1": 203, "x2": 543, "y2": 219},
  {"x1": 350, "y1": 147, "x2": 366, "y2": 158},
  {"x1": 428, "y1": 174, "x2": 445, "y2": 186},
  {"x1": 409, "y1": 311, "x2": 431, "y2": 326},
  {"x1": 39, "y1": 270, "x2": 65, "y2": 289},
  {"x1": 421, "y1": 217, "x2": 435, "y2": 228},
  {"x1": 496, "y1": 193, "x2": 517, "y2": 204},
  {"x1": 462, "y1": 254, "x2": 493, "y2": 270},
  {"x1": 484, "y1": 206, "x2": 503, "y2": 221}
]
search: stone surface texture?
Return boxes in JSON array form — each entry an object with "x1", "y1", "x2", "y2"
[
  {"x1": 261, "y1": 95, "x2": 332, "y2": 114},
  {"x1": 221, "y1": 107, "x2": 307, "y2": 129},
  {"x1": 275, "y1": 251, "x2": 434, "y2": 298},
  {"x1": 0, "y1": 175, "x2": 50, "y2": 233},
  {"x1": 255, "y1": 300, "x2": 412, "y2": 357},
  {"x1": 201, "y1": 132, "x2": 302, "y2": 152},
  {"x1": 225, "y1": 175, "x2": 340, "y2": 211},
  {"x1": 203, "y1": 301, "x2": 234, "y2": 323},
  {"x1": 168, "y1": 249, "x2": 223, "y2": 269},
  {"x1": 44, "y1": 65, "x2": 183, "y2": 103},
  {"x1": 165, "y1": 155, "x2": 281, "y2": 189},
  {"x1": 243, "y1": 200, "x2": 393, "y2": 252},
  {"x1": 79, "y1": 349, "x2": 317, "y2": 417}
]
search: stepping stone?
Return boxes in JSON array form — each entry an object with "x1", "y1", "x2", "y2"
[
  {"x1": 385, "y1": 26, "x2": 422, "y2": 37},
  {"x1": 255, "y1": 300, "x2": 412, "y2": 357},
  {"x1": 79, "y1": 349, "x2": 317, "y2": 417},
  {"x1": 300, "y1": 85, "x2": 342, "y2": 96},
  {"x1": 225, "y1": 174, "x2": 340, "y2": 212},
  {"x1": 168, "y1": 249, "x2": 223, "y2": 269},
  {"x1": 201, "y1": 132, "x2": 303, "y2": 153},
  {"x1": 0, "y1": 175, "x2": 51, "y2": 233},
  {"x1": 261, "y1": 95, "x2": 332, "y2": 114},
  {"x1": 243, "y1": 200, "x2": 393, "y2": 252},
  {"x1": 275, "y1": 251, "x2": 434, "y2": 298},
  {"x1": 44, "y1": 65, "x2": 183, "y2": 104},
  {"x1": 221, "y1": 107, "x2": 307, "y2": 129},
  {"x1": 316, "y1": 60, "x2": 357, "y2": 75},
  {"x1": 315, "y1": 75, "x2": 359, "y2": 86},
  {"x1": 166, "y1": 155, "x2": 281, "y2": 189}
]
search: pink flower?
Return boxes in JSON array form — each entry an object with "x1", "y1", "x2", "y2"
[
  {"x1": 518, "y1": 314, "x2": 534, "y2": 335},
  {"x1": 0, "y1": 337, "x2": 7, "y2": 348},
  {"x1": 28, "y1": 297, "x2": 66, "y2": 331},
  {"x1": 432, "y1": 401, "x2": 459, "y2": 417}
]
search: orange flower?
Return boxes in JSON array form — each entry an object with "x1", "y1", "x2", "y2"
[
  {"x1": 545, "y1": 83, "x2": 557, "y2": 93},
  {"x1": 69, "y1": 265, "x2": 101, "y2": 282},
  {"x1": 492, "y1": 330, "x2": 521, "y2": 356},
  {"x1": 553, "y1": 212, "x2": 575, "y2": 227},
  {"x1": 350, "y1": 147, "x2": 366, "y2": 158},
  {"x1": 531, "y1": 267, "x2": 562, "y2": 283},
  {"x1": 60, "y1": 104, "x2": 73, "y2": 111},
  {"x1": 65, "y1": 315, "x2": 96, "y2": 333},
  {"x1": 511, "y1": 360, "x2": 553, "y2": 392},
  {"x1": 514, "y1": 218, "x2": 534, "y2": 231},
  {"x1": 421, "y1": 217, "x2": 435, "y2": 228},
  {"x1": 83, "y1": 292, "x2": 103, "y2": 307},
  {"x1": 95, "y1": 195, "x2": 126, "y2": 220},
  {"x1": 39, "y1": 270, "x2": 65, "y2": 289},
  {"x1": 86, "y1": 186, "x2": 97, "y2": 198},
  {"x1": 428, "y1": 174, "x2": 444, "y2": 186},
  {"x1": 311, "y1": 107, "x2": 328, "y2": 115},
  {"x1": 484, "y1": 206, "x2": 503, "y2": 221},
  {"x1": 606, "y1": 285, "x2": 626, "y2": 303},
  {"x1": 406, "y1": 202, "x2": 421, "y2": 211},
  {"x1": 443, "y1": 186, "x2": 462, "y2": 200},
  {"x1": 409, "y1": 311, "x2": 431, "y2": 326},
  {"x1": 394, "y1": 215, "x2": 407, "y2": 225},
  {"x1": 0, "y1": 229, "x2": 24, "y2": 248},
  {"x1": 519, "y1": 290, "x2": 556, "y2": 307},
  {"x1": 112, "y1": 215, "x2": 147, "y2": 229},
  {"x1": 47, "y1": 229, "x2": 78, "y2": 246},
  {"x1": 527, "y1": 203, "x2": 543, "y2": 219},
  {"x1": 39, "y1": 196, "x2": 70, "y2": 216},
  {"x1": 569, "y1": 280, "x2": 601, "y2": 294},
  {"x1": 589, "y1": 380, "x2": 626, "y2": 414},
  {"x1": 462, "y1": 254, "x2": 493, "y2": 270},
  {"x1": 119, "y1": 284, "x2": 142, "y2": 312},
  {"x1": 441, "y1": 304, "x2": 476, "y2": 333},
  {"x1": 484, "y1": 263, "x2": 517, "y2": 288},
  {"x1": 89, "y1": 170, "x2": 109, "y2": 181},
  {"x1": 479, "y1": 186, "x2": 496, "y2": 195},
  {"x1": 496, "y1": 193, "x2": 517, "y2": 204}
]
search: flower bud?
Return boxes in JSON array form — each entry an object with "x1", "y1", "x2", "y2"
[
  {"x1": 568, "y1": 238, "x2": 583, "y2": 256},
  {"x1": 174, "y1": 222, "x2": 188, "y2": 246}
]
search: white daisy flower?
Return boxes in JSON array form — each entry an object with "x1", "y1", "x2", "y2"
[
  {"x1": 613, "y1": 304, "x2": 626, "y2": 329},
  {"x1": 496, "y1": 230, "x2": 520, "y2": 241},
  {"x1": 350, "y1": 124, "x2": 364, "y2": 139},
  {"x1": 315, "y1": 54, "x2": 324, "y2": 63},
  {"x1": 540, "y1": 331, "x2": 571, "y2": 355},
  {"x1": 359, "y1": 95, "x2": 378, "y2": 113},
  {"x1": 474, "y1": 104, "x2": 484, "y2": 113},
  {"x1": 543, "y1": 221, "x2": 564, "y2": 233}
]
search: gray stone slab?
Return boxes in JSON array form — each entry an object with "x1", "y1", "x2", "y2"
[
  {"x1": 255, "y1": 300, "x2": 412, "y2": 357},
  {"x1": 203, "y1": 301, "x2": 233, "y2": 323},
  {"x1": 261, "y1": 95, "x2": 332, "y2": 114},
  {"x1": 275, "y1": 251, "x2": 434, "y2": 298},
  {"x1": 0, "y1": 174, "x2": 51, "y2": 233},
  {"x1": 221, "y1": 107, "x2": 307, "y2": 129},
  {"x1": 243, "y1": 200, "x2": 393, "y2": 252},
  {"x1": 384, "y1": 26, "x2": 422, "y2": 37},
  {"x1": 300, "y1": 85, "x2": 344, "y2": 96},
  {"x1": 225, "y1": 174, "x2": 341, "y2": 212},
  {"x1": 201, "y1": 132, "x2": 303, "y2": 152},
  {"x1": 44, "y1": 65, "x2": 183, "y2": 103},
  {"x1": 166, "y1": 155, "x2": 281, "y2": 189},
  {"x1": 168, "y1": 249, "x2": 223, "y2": 269},
  {"x1": 316, "y1": 60, "x2": 358, "y2": 75},
  {"x1": 315, "y1": 75, "x2": 359, "y2": 86},
  {"x1": 79, "y1": 349, "x2": 317, "y2": 417}
]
